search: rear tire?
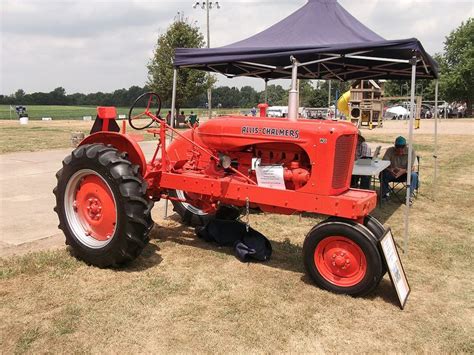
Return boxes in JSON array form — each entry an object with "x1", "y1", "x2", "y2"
[
  {"x1": 363, "y1": 215, "x2": 387, "y2": 275},
  {"x1": 54, "y1": 143, "x2": 154, "y2": 267},
  {"x1": 303, "y1": 220, "x2": 383, "y2": 297},
  {"x1": 168, "y1": 189, "x2": 214, "y2": 226},
  {"x1": 364, "y1": 215, "x2": 386, "y2": 241}
]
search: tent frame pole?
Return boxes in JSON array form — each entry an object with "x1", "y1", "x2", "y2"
[
  {"x1": 264, "y1": 78, "x2": 269, "y2": 104},
  {"x1": 206, "y1": 0, "x2": 212, "y2": 121},
  {"x1": 328, "y1": 80, "x2": 332, "y2": 109},
  {"x1": 403, "y1": 57, "x2": 417, "y2": 253},
  {"x1": 433, "y1": 80, "x2": 439, "y2": 201},
  {"x1": 164, "y1": 68, "x2": 178, "y2": 219}
]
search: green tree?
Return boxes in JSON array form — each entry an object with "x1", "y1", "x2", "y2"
[
  {"x1": 311, "y1": 87, "x2": 329, "y2": 107},
  {"x1": 50, "y1": 87, "x2": 68, "y2": 105},
  {"x1": 299, "y1": 80, "x2": 315, "y2": 107},
  {"x1": 239, "y1": 86, "x2": 259, "y2": 108},
  {"x1": 438, "y1": 18, "x2": 473, "y2": 114},
  {"x1": 213, "y1": 86, "x2": 241, "y2": 107},
  {"x1": 14, "y1": 89, "x2": 26, "y2": 101},
  {"x1": 384, "y1": 79, "x2": 436, "y2": 100},
  {"x1": 259, "y1": 84, "x2": 288, "y2": 106},
  {"x1": 147, "y1": 18, "x2": 212, "y2": 110}
]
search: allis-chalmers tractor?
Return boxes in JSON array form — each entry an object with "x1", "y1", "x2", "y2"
[{"x1": 54, "y1": 92, "x2": 388, "y2": 297}]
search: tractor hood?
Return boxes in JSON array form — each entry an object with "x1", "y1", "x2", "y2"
[{"x1": 197, "y1": 115, "x2": 357, "y2": 151}]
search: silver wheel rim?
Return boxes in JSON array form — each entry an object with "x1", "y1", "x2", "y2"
[
  {"x1": 175, "y1": 190, "x2": 208, "y2": 216},
  {"x1": 64, "y1": 169, "x2": 117, "y2": 249}
]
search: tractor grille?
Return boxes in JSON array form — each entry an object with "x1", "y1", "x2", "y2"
[{"x1": 332, "y1": 135, "x2": 355, "y2": 189}]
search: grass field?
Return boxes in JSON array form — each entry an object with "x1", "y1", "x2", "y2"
[
  {"x1": 0, "y1": 121, "x2": 473, "y2": 352},
  {"x1": 0, "y1": 105, "x2": 243, "y2": 120},
  {"x1": 0, "y1": 120, "x2": 160, "y2": 154},
  {"x1": 0, "y1": 105, "x2": 131, "y2": 120}
]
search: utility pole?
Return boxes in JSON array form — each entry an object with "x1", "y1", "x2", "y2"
[{"x1": 193, "y1": 1, "x2": 220, "y2": 120}]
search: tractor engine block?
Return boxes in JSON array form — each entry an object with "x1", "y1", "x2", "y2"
[{"x1": 225, "y1": 143, "x2": 311, "y2": 190}]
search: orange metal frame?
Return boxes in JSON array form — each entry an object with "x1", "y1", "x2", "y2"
[{"x1": 84, "y1": 105, "x2": 377, "y2": 222}]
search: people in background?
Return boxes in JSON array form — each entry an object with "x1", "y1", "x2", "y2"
[
  {"x1": 165, "y1": 111, "x2": 172, "y2": 124},
  {"x1": 251, "y1": 107, "x2": 257, "y2": 117},
  {"x1": 351, "y1": 131, "x2": 372, "y2": 189},
  {"x1": 380, "y1": 136, "x2": 419, "y2": 203},
  {"x1": 186, "y1": 111, "x2": 199, "y2": 126}
]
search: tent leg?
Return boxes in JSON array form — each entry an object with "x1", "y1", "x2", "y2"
[
  {"x1": 264, "y1": 79, "x2": 268, "y2": 104},
  {"x1": 208, "y1": 86, "x2": 212, "y2": 120},
  {"x1": 164, "y1": 68, "x2": 178, "y2": 219},
  {"x1": 433, "y1": 80, "x2": 439, "y2": 201},
  {"x1": 403, "y1": 57, "x2": 417, "y2": 254},
  {"x1": 328, "y1": 80, "x2": 332, "y2": 109},
  {"x1": 296, "y1": 79, "x2": 300, "y2": 115}
]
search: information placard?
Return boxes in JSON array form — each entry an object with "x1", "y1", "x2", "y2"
[
  {"x1": 380, "y1": 229, "x2": 411, "y2": 309},
  {"x1": 255, "y1": 165, "x2": 286, "y2": 190}
]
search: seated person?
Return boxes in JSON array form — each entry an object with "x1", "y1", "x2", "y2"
[
  {"x1": 186, "y1": 111, "x2": 199, "y2": 126},
  {"x1": 380, "y1": 136, "x2": 419, "y2": 202},
  {"x1": 351, "y1": 131, "x2": 372, "y2": 189},
  {"x1": 174, "y1": 111, "x2": 186, "y2": 127}
]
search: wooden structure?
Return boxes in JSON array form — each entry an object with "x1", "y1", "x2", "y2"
[{"x1": 348, "y1": 80, "x2": 384, "y2": 129}]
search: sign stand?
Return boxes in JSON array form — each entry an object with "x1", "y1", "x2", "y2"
[{"x1": 379, "y1": 229, "x2": 411, "y2": 309}]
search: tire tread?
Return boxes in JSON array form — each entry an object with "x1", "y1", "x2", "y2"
[{"x1": 53, "y1": 143, "x2": 154, "y2": 267}]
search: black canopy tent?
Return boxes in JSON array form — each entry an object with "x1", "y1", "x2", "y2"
[
  {"x1": 168, "y1": 0, "x2": 441, "y2": 252},
  {"x1": 174, "y1": 0, "x2": 438, "y2": 81}
]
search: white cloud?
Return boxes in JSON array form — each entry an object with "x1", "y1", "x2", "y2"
[{"x1": 1, "y1": 0, "x2": 472, "y2": 95}]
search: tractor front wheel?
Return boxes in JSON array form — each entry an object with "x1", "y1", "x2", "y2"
[
  {"x1": 54, "y1": 144, "x2": 154, "y2": 267},
  {"x1": 303, "y1": 220, "x2": 383, "y2": 297},
  {"x1": 168, "y1": 189, "x2": 215, "y2": 226}
]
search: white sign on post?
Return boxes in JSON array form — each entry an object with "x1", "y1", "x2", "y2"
[
  {"x1": 118, "y1": 114, "x2": 127, "y2": 119},
  {"x1": 380, "y1": 229, "x2": 411, "y2": 309},
  {"x1": 255, "y1": 164, "x2": 286, "y2": 190}
]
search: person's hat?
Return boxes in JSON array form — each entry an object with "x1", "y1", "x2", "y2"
[{"x1": 395, "y1": 136, "x2": 407, "y2": 146}]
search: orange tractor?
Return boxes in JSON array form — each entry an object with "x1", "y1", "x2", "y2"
[{"x1": 54, "y1": 92, "x2": 388, "y2": 297}]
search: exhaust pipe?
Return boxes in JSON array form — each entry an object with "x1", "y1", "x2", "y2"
[{"x1": 288, "y1": 56, "x2": 299, "y2": 121}]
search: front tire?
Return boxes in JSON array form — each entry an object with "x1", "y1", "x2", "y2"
[
  {"x1": 54, "y1": 144, "x2": 154, "y2": 267},
  {"x1": 303, "y1": 220, "x2": 384, "y2": 297}
]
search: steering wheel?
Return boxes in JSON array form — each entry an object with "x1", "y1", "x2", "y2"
[{"x1": 128, "y1": 92, "x2": 162, "y2": 130}]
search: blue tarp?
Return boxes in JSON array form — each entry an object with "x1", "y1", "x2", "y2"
[{"x1": 174, "y1": 0, "x2": 438, "y2": 80}]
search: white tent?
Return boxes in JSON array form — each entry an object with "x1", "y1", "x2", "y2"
[{"x1": 386, "y1": 106, "x2": 410, "y2": 119}]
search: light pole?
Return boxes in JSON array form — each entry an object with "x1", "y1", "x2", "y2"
[{"x1": 193, "y1": 1, "x2": 220, "y2": 120}]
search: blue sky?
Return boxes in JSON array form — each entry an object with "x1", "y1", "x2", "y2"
[{"x1": 1, "y1": 0, "x2": 473, "y2": 95}]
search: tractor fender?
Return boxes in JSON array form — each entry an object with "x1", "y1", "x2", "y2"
[{"x1": 79, "y1": 132, "x2": 147, "y2": 175}]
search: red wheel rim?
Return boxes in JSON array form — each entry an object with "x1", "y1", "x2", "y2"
[
  {"x1": 74, "y1": 174, "x2": 117, "y2": 241},
  {"x1": 314, "y1": 236, "x2": 367, "y2": 287},
  {"x1": 64, "y1": 170, "x2": 118, "y2": 248}
]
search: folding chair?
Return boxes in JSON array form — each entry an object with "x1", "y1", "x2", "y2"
[{"x1": 389, "y1": 156, "x2": 420, "y2": 203}]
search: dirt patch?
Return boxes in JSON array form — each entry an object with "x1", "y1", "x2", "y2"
[{"x1": 363, "y1": 118, "x2": 474, "y2": 136}]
